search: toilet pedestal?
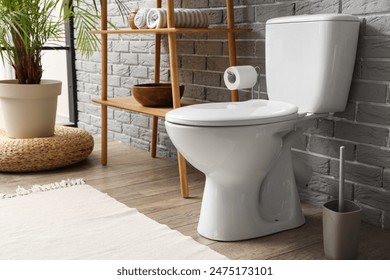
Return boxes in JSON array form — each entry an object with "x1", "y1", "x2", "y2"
[{"x1": 197, "y1": 142, "x2": 305, "y2": 241}]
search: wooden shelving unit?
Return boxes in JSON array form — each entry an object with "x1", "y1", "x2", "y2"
[{"x1": 93, "y1": 0, "x2": 250, "y2": 198}]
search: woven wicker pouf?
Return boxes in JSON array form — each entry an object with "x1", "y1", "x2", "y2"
[{"x1": 0, "y1": 126, "x2": 94, "y2": 172}]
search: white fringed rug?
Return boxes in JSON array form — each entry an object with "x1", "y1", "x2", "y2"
[{"x1": 0, "y1": 179, "x2": 227, "y2": 260}]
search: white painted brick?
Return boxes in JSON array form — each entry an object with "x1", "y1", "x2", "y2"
[
  {"x1": 131, "y1": 114, "x2": 150, "y2": 128},
  {"x1": 78, "y1": 112, "x2": 91, "y2": 124},
  {"x1": 82, "y1": 61, "x2": 97, "y2": 73},
  {"x1": 131, "y1": 138, "x2": 150, "y2": 151},
  {"x1": 139, "y1": 128, "x2": 152, "y2": 142},
  {"x1": 84, "y1": 84, "x2": 99, "y2": 96},
  {"x1": 112, "y1": 41, "x2": 130, "y2": 52},
  {"x1": 112, "y1": 65, "x2": 130, "y2": 76},
  {"x1": 123, "y1": 124, "x2": 139, "y2": 138},
  {"x1": 343, "y1": 0, "x2": 390, "y2": 14},
  {"x1": 130, "y1": 41, "x2": 155, "y2": 53},
  {"x1": 130, "y1": 66, "x2": 148, "y2": 79},
  {"x1": 120, "y1": 53, "x2": 138, "y2": 65},
  {"x1": 107, "y1": 76, "x2": 121, "y2": 87},
  {"x1": 107, "y1": 52, "x2": 120, "y2": 64},
  {"x1": 77, "y1": 92, "x2": 91, "y2": 103},
  {"x1": 89, "y1": 73, "x2": 101, "y2": 85},
  {"x1": 114, "y1": 110, "x2": 131, "y2": 123},
  {"x1": 114, "y1": 133, "x2": 131, "y2": 145},
  {"x1": 114, "y1": 87, "x2": 130, "y2": 97},
  {"x1": 107, "y1": 119, "x2": 122, "y2": 133}
]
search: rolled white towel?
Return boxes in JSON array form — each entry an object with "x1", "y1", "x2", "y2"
[
  {"x1": 147, "y1": 8, "x2": 167, "y2": 29},
  {"x1": 134, "y1": 8, "x2": 149, "y2": 29}
]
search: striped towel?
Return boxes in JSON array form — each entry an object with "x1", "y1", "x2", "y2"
[{"x1": 146, "y1": 8, "x2": 209, "y2": 29}]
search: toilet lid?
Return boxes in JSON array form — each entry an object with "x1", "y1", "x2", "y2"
[{"x1": 165, "y1": 99, "x2": 298, "y2": 126}]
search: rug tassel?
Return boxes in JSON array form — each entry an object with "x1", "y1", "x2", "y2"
[{"x1": 0, "y1": 178, "x2": 85, "y2": 199}]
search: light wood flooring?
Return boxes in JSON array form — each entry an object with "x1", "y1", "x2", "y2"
[{"x1": 1, "y1": 138, "x2": 389, "y2": 259}]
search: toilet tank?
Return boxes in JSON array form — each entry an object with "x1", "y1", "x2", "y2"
[{"x1": 265, "y1": 14, "x2": 360, "y2": 113}]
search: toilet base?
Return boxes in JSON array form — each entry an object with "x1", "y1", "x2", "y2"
[
  {"x1": 197, "y1": 141, "x2": 306, "y2": 241},
  {"x1": 197, "y1": 179, "x2": 305, "y2": 241},
  {"x1": 198, "y1": 218, "x2": 305, "y2": 241}
]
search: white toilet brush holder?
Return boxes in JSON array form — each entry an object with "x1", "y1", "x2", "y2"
[{"x1": 322, "y1": 146, "x2": 362, "y2": 259}]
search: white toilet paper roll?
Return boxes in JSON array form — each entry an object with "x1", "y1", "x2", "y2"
[{"x1": 223, "y1": 66, "x2": 258, "y2": 90}]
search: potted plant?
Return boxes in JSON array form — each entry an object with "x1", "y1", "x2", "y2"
[{"x1": 0, "y1": 0, "x2": 125, "y2": 138}]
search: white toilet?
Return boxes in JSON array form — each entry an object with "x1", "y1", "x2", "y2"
[{"x1": 165, "y1": 14, "x2": 360, "y2": 241}]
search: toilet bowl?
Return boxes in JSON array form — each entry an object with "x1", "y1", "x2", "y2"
[
  {"x1": 166, "y1": 100, "x2": 307, "y2": 240},
  {"x1": 165, "y1": 14, "x2": 360, "y2": 241}
]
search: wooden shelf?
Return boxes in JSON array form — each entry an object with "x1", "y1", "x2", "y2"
[
  {"x1": 92, "y1": 27, "x2": 251, "y2": 35},
  {"x1": 98, "y1": 0, "x2": 245, "y2": 198},
  {"x1": 93, "y1": 96, "x2": 201, "y2": 118}
]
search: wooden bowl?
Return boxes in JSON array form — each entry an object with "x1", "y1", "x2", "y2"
[{"x1": 132, "y1": 83, "x2": 185, "y2": 107}]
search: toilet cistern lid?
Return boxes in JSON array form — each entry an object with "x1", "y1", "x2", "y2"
[{"x1": 165, "y1": 99, "x2": 298, "y2": 126}]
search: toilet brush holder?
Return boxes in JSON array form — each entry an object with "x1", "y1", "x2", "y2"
[
  {"x1": 323, "y1": 199, "x2": 361, "y2": 259},
  {"x1": 322, "y1": 146, "x2": 362, "y2": 259}
]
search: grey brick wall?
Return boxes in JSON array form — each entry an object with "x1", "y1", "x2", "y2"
[{"x1": 76, "y1": 0, "x2": 390, "y2": 229}]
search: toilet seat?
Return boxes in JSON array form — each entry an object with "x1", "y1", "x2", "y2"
[{"x1": 165, "y1": 99, "x2": 298, "y2": 127}]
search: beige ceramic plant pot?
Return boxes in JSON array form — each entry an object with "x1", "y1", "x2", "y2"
[{"x1": 0, "y1": 79, "x2": 61, "y2": 138}]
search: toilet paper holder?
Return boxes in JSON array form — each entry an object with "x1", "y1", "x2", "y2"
[{"x1": 225, "y1": 66, "x2": 261, "y2": 99}]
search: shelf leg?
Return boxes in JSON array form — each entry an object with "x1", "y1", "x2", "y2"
[
  {"x1": 101, "y1": 1, "x2": 108, "y2": 166},
  {"x1": 178, "y1": 153, "x2": 189, "y2": 198},
  {"x1": 166, "y1": 0, "x2": 189, "y2": 198},
  {"x1": 101, "y1": 105, "x2": 108, "y2": 166},
  {"x1": 226, "y1": 0, "x2": 239, "y2": 102},
  {"x1": 151, "y1": 116, "x2": 158, "y2": 158}
]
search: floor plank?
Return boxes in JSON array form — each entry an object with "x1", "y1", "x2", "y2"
[{"x1": 1, "y1": 138, "x2": 389, "y2": 259}]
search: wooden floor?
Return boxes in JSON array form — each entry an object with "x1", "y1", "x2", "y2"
[{"x1": 1, "y1": 138, "x2": 389, "y2": 260}]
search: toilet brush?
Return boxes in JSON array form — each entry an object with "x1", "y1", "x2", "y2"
[
  {"x1": 339, "y1": 146, "x2": 345, "y2": 212},
  {"x1": 323, "y1": 145, "x2": 362, "y2": 259}
]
